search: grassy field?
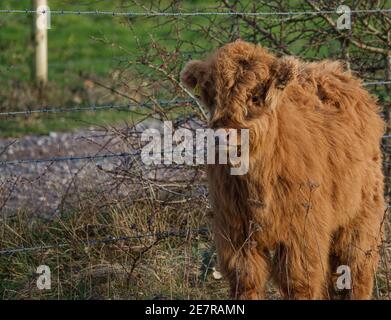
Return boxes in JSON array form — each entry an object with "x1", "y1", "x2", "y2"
[
  {"x1": 0, "y1": 0, "x2": 211, "y2": 137},
  {"x1": 0, "y1": 0, "x2": 207, "y2": 82}
]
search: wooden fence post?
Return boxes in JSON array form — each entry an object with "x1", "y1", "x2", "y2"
[{"x1": 34, "y1": 0, "x2": 49, "y2": 87}]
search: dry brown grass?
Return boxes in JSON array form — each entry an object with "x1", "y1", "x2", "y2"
[{"x1": 0, "y1": 189, "x2": 233, "y2": 299}]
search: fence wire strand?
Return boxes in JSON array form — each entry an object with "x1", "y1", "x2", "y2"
[
  {"x1": 0, "y1": 8, "x2": 390, "y2": 17},
  {"x1": 0, "y1": 99, "x2": 194, "y2": 117},
  {"x1": 0, "y1": 227, "x2": 209, "y2": 255},
  {"x1": 0, "y1": 78, "x2": 389, "y2": 118},
  {"x1": 0, "y1": 152, "x2": 136, "y2": 166}
]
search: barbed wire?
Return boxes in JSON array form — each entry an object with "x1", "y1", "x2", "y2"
[
  {"x1": 0, "y1": 227, "x2": 209, "y2": 255},
  {"x1": 0, "y1": 78, "x2": 390, "y2": 118},
  {"x1": 0, "y1": 51, "x2": 203, "y2": 72},
  {"x1": 363, "y1": 80, "x2": 391, "y2": 86},
  {"x1": 0, "y1": 99, "x2": 194, "y2": 117},
  {"x1": 0, "y1": 147, "x2": 220, "y2": 166},
  {"x1": 0, "y1": 8, "x2": 390, "y2": 17},
  {"x1": 1, "y1": 141, "x2": 391, "y2": 167},
  {"x1": 0, "y1": 152, "x2": 137, "y2": 166}
]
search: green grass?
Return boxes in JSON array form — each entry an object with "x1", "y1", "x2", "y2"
[
  {"x1": 0, "y1": 0, "x2": 214, "y2": 137},
  {"x1": 0, "y1": 110, "x2": 139, "y2": 137},
  {"x1": 0, "y1": 0, "x2": 214, "y2": 83}
]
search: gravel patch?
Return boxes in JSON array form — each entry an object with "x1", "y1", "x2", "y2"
[{"x1": 0, "y1": 119, "x2": 207, "y2": 217}]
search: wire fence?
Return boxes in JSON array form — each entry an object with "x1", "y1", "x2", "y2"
[
  {"x1": 2, "y1": 216, "x2": 391, "y2": 255},
  {"x1": 0, "y1": 152, "x2": 135, "y2": 166},
  {"x1": 363, "y1": 81, "x2": 391, "y2": 86},
  {"x1": 0, "y1": 99, "x2": 194, "y2": 117},
  {"x1": 0, "y1": 52, "x2": 203, "y2": 73},
  {"x1": 1, "y1": 134, "x2": 391, "y2": 166},
  {"x1": 0, "y1": 77, "x2": 390, "y2": 117},
  {"x1": 0, "y1": 227, "x2": 209, "y2": 255},
  {"x1": 0, "y1": 8, "x2": 390, "y2": 17}
]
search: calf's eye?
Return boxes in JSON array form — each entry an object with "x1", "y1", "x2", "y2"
[{"x1": 252, "y1": 96, "x2": 260, "y2": 103}]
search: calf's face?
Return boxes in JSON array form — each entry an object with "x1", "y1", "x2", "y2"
[{"x1": 181, "y1": 40, "x2": 298, "y2": 153}]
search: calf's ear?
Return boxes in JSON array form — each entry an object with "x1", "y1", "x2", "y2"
[
  {"x1": 265, "y1": 56, "x2": 299, "y2": 109},
  {"x1": 272, "y1": 56, "x2": 299, "y2": 89},
  {"x1": 180, "y1": 60, "x2": 207, "y2": 91}
]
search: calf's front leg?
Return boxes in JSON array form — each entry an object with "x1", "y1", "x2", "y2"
[{"x1": 213, "y1": 222, "x2": 271, "y2": 300}]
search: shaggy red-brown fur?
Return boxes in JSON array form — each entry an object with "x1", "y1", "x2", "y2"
[{"x1": 181, "y1": 40, "x2": 385, "y2": 300}]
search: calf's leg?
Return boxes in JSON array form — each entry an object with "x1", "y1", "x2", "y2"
[{"x1": 214, "y1": 224, "x2": 271, "y2": 299}]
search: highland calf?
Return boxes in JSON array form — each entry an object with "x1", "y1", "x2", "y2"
[{"x1": 181, "y1": 41, "x2": 385, "y2": 300}]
